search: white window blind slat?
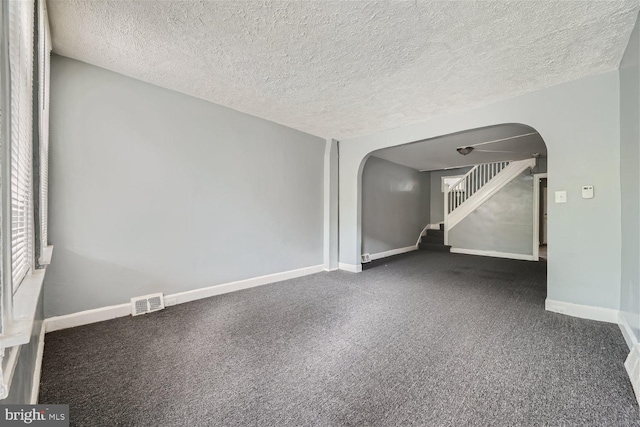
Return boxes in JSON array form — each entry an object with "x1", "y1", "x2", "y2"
[{"x1": 8, "y1": 0, "x2": 35, "y2": 294}]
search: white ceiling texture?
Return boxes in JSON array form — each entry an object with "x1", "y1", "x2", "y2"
[{"x1": 47, "y1": 1, "x2": 639, "y2": 140}]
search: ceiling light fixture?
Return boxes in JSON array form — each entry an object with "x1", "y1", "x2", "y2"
[{"x1": 457, "y1": 146, "x2": 474, "y2": 155}]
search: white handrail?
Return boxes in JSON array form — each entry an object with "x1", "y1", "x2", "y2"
[
  {"x1": 446, "y1": 161, "x2": 509, "y2": 215},
  {"x1": 444, "y1": 159, "x2": 537, "y2": 241}
]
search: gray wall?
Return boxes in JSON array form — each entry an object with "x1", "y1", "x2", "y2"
[
  {"x1": 361, "y1": 156, "x2": 430, "y2": 255},
  {"x1": 46, "y1": 55, "x2": 325, "y2": 317},
  {"x1": 429, "y1": 167, "x2": 472, "y2": 224},
  {"x1": 620, "y1": 13, "x2": 640, "y2": 345},
  {"x1": 4, "y1": 288, "x2": 43, "y2": 404},
  {"x1": 339, "y1": 70, "x2": 621, "y2": 310},
  {"x1": 448, "y1": 171, "x2": 534, "y2": 255}
]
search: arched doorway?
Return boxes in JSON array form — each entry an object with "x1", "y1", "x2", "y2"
[{"x1": 358, "y1": 123, "x2": 548, "y2": 268}]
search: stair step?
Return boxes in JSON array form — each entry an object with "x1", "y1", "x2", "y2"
[
  {"x1": 422, "y1": 235, "x2": 444, "y2": 244},
  {"x1": 426, "y1": 229, "x2": 444, "y2": 238},
  {"x1": 419, "y1": 243, "x2": 451, "y2": 252}
]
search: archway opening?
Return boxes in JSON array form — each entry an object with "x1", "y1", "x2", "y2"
[{"x1": 359, "y1": 123, "x2": 549, "y2": 272}]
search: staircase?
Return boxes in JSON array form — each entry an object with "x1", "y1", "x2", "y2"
[
  {"x1": 419, "y1": 224, "x2": 451, "y2": 252},
  {"x1": 444, "y1": 158, "x2": 536, "y2": 244},
  {"x1": 414, "y1": 158, "x2": 537, "y2": 257}
]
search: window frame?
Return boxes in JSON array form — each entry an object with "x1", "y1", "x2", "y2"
[
  {"x1": 0, "y1": 0, "x2": 51, "y2": 341},
  {"x1": 0, "y1": 0, "x2": 52, "y2": 400}
]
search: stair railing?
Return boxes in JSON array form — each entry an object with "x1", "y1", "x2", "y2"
[
  {"x1": 443, "y1": 161, "x2": 510, "y2": 245},
  {"x1": 446, "y1": 161, "x2": 509, "y2": 215}
]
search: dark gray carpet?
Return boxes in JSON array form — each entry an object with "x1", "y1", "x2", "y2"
[{"x1": 39, "y1": 251, "x2": 640, "y2": 426}]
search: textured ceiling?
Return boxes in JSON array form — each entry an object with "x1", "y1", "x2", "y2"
[
  {"x1": 47, "y1": 1, "x2": 640, "y2": 139},
  {"x1": 372, "y1": 124, "x2": 547, "y2": 171}
]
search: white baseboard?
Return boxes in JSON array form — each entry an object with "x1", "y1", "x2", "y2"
[
  {"x1": 545, "y1": 299, "x2": 619, "y2": 324},
  {"x1": 45, "y1": 264, "x2": 326, "y2": 333},
  {"x1": 415, "y1": 224, "x2": 443, "y2": 246},
  {"x1": 416, "y1": 224, "x2": 430, "y2": 246},
  {"x1": 164, "y1": 264, "x2": 325, "y2": 307},
  {"x1": 29, "y1": 322, "x2": 46, "y2": 404},
  {"x1": 547, "y1": 300, "x2": 640, "y2": 406},
  {"x1": 338, "y1": 262, "x2": 362, "y2": 273},
  {"x1": 619, "y1": 312, "x2": 639, "y2": 351},
  {"x1": 450, "y1": 247, "x2": 535, "y2": 261},
  {"x1": 625, "y1": 344, "x2": 640, "y2": 407},
  {"x1": 370, "y1": 245, "x2": 417, "y2": 261},
  {"x1": 45, "y1": 303, "x2": 131, "y2": 333}
]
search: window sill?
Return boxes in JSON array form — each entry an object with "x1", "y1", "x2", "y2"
[
  {"x1": 0, "y1": 246, "x2": 52, "y2": 399},
  {"x1": 1, "y1": 245, "x2": 52, "y2": 349},
  {"x1": 0, "y1": 268, "x2": 46, "y2": 349}
]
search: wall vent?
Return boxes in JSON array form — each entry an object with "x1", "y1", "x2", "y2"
[
  {"x1": 131, "y1": 293, "x2": 165, "y2": 316},
  {"x1": 361, "y1": 253, "x2": 371, "y2": 263}
]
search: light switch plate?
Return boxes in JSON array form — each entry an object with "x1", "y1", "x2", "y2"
[
  {"x1": 555, "y1": 191, "x2": 567, "y2": 203},
  {"x1": 582, "y1": 186, "x2": 594, "y2": 199}
]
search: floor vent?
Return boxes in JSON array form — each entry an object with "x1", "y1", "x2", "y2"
[
  {"x1": 131, "y1": 293, "x2": 165, "y2": 316},
  {"x1": 361, "y1": 253, "x2": 371, "y2": 263}
]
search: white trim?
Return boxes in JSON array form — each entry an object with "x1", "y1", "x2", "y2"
[
  {"x1": 29, "y1": 321, "x2": 45, "y2": 404},
  {"x1": 323, "y1": 139, "x2": 339, "y2": 271},
  {"x1": 449, "y1": 247, "x2": 535, "y2": 261},
  {"x1": 415, "y1": 223, "x2": 444, "y2": 247},
  {"x1": 444, "y1": 183, "x2": 449, "y2": 245},
  {"x1": 323, "y1": 139, "x2": 332, "y2": 270},
  {"x1": 1, "y1": 269, "x2": 46, "y2": 349},
  {"x1": 544, "y1": 299, "x2": 619, "y2": 324},
  {"x1": 625, "y1": 344, "x2": 640, "y2": 407},
  {"x1": 532, "y1": 173, "x2": 547, "y2": 261},
  {"x1": 370, "y1": 246, "x2": 417, "y2": 261},
  {"x1": 416, "y1": 224, "x2": 430, "y2": 246},
  {"x1": 45, "y1": 264, "x2": 326, "y2": 332},
  {"x1": 165, "y1": 265, "x2": 325, "y2": 307},
  {"x1": 546, "y1": 301, "x2": 640, "y2": 405},
  {"x1": 0, "y1": 255, "x2": 49, "y2": 400},
  {"x1": 45, "y1": 303, "x2": 131, "y2": 333},
  {"x1": 441, "y1": 175, "x2": 464, "y2": 192},
  {"x1": 338, "y1": 262, "x2": 362, "y2": 273},
  {"x1": 619, "y1": 312, "x2": 639, "y2": 351}
]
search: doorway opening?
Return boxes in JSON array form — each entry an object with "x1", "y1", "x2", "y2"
[{"x1": 533, "y1": 173, "x2": 548, "y2": 261}]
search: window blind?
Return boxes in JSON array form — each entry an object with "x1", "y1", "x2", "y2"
[
  {"x1": 8, "y1": 0, "x2": 35, "y2": 293},
  {"x1": 39, "y1": 0, "x2": 50, "y2": 252}
]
